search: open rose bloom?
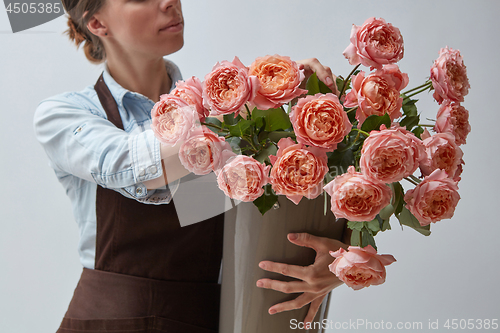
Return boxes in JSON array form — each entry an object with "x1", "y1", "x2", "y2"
[
  {"x1": 216, "y1": 155, "x2": 270, "y2": 202},
  {"x1": 430, "y1": 47, "x2": 470, "y2": 104},
  {"x1": 324, "y1": 166, "x2": 392, "y2": 221},
  {"x1": 269, "y1": 137, "x2": 328, "y2": 205},
  {"x1": 151, "y1": 95, "x2": 197, "y2": 145},
  {"x1": 343, "y1": 17, "x2": 404, "y2": 69},
  {"x1": 404, "y1": 169, "x2": 460, "y2": 226},
  {"x1": 290, "y1": 93, "x2": 352, "y2": 151},
  {"x1": 171, "y1": 76, "x2": 209, "y2": 122},
  {"x1": 360, "y1": 124, "x2": 425, "y2": 183},
  {"x1": 329, "y1": 245, "x2": 396, "y2": 290},
  {"x1": 344, "y1": 65, "x2": 409, "y2": 127},
  {"x1": 249, "y1": 54, "x2": 307, "y2": 109},
  {"x1": 434, "y1": 101, "x2": 471, "y2": 145},
  {"x1": 202, "y1": 57, "x2": 259, "y2": 117},
  {"x1": 419, "y1": 130, "x2": 463, "y2": 179},
  {"x1": 178, "y1": 126, "x2": 232, "y2": 175}
]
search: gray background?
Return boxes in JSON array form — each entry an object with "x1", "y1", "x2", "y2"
[{"x1": 1, "y1": 0, "x2": 499, "y2": 332}]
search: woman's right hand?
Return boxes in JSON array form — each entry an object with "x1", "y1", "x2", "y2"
[{"x1": 257, "y1": 233, "x2": 348, "y2": 326}]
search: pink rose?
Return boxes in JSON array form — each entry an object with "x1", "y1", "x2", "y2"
[
  {"x1": 290, "y1": 93, "x2": 351, "y2": 151},
  {"x1": 216, "y1": 155, "x2": 270, "y2": 202},
  {"x1": 329, "y1": 245, "x2": 396, "y2": 290},
  {"x1": 343, "y1": 17, "x2": 404, "y2": 69},
  {"x1": 419, "y1": 131, "x2": 463, "y2": 179},
  {"x1": 171, "y1": 76, "x2": 209, "y2": 122},
  {"x1": 202, "y1": 57, "x2": 259, "y2": 117},
  {"x1": 430, "y1": 47, "x2": 470, "y2": 104},
  {"x1": 324, "y1": 166, "x2": 392, "y2": 222},
  {"x1": 248, "y1": 54, "x2": 308, "y2": 109},
  {"x1": 344, "y1": 65, "x2": 409, "y2": 128},
  {"x1": 360, "y1": 124, "x2": 425, "y2": 183},
  {"x1": 151, "y1": 94, "x2": 197, "y2": 145},
  {"x1": 434, "y1": 101, "x2": 471, "y2": 146},
  {"x1": 269, "y1": 137, "x2": 328, "y2": 205},
  {"x1": 404, "y1": 169, "x2": 460, "y2": 225},
  {"x1": 178, "y1": 126, "x2": 232, "y2": 175}
]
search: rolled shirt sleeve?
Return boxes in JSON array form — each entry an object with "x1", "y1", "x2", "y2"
[{"x1": 34, "y1": 92, "x2": 178, "y2": 204}]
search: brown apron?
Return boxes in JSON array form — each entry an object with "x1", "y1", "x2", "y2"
[{"x1": 57, "y1": 73, "x2": 225, "y2": 333}]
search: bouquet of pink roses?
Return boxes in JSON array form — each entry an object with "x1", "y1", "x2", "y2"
[{"x1": 150, "y1": 17, "x2": 470, "y2": 291}]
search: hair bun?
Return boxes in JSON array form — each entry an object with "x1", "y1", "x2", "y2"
[{"x1": 66, "y1": 16, "x2": 87, "y2": 46}]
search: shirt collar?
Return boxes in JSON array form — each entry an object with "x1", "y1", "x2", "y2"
[{"x1": 101, "y1": 58, "x2": 182, "y2": 108}]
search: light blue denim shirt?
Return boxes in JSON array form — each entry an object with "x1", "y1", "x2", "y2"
[{"x1": 34, "y1": 58, "x2": 183, "y2": 269}]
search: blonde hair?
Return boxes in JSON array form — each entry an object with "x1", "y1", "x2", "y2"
[{"x1": 61, "y1": 0, "x2": 106, "y2": 64}]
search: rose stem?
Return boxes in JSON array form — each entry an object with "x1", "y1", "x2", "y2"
[
  {"x1": 402, "y1": 80, "x2": 432, "y2": 96},
  {"x1": 352, "y1": 128, "x2": 370, "y2": 137},
  {"x1": 345, "y1": 106, "x2": 358, "y2": 114},
  {"x1": 405, "y1": 85, "x2": 433, "y2": 98},
  {"x1": 403, "y1": 177, "x2": 419, "y2": 186},
  {"x1": 409, "y1": 175, "x2": 421, "y2": 184},
  {"x1": 200, "y1": 121, "x2": 224, "y2": 131},
  {"x1": 339, "y1": 64, "x2": 361, "y2": 98}
]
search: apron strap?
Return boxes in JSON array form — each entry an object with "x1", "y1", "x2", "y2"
[{"x1": 95, "y1": 72, "x2": 125, "y2": 131}]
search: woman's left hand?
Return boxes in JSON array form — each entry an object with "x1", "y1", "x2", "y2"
[
  {"x1": 296, "y1": 58, "x2": 340, "y2": 96},
  {"x1": 256, "y1": 232, "x2": 348, "y2": 326}
]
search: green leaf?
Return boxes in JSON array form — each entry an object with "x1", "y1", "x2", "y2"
[
  {"x1": 400, "y1": 114, "x2": 420, "y2": 131},
  {"x1": 381, "y1": 217, "x2": 391, "y2": 232},
  {"x1": 253, "y1": 184, "x2": 278, "y2": 215},
  {"x1": 254, "y1": 116, "x2": 266, "y2": 133},
  {"x1": 202, "y1": 117, "x2": 225, "y2": 135},
  {"x1": 360, "y1": 113, "x2": 391, "y2": 132},
  {"x1": 252, "y1": 108, "x2": 292, "y2": 132},
  {"x1": 392, "y1": 182, "x2": 404, "y2": 216},
  {"x1": 365, "y1": 218, "x2": 381, "y2": 234},
  {"x1": 361, "y1": 229, "x2": 377, "y2": 250},
  {"x1": 350, "y1": 230, "x2": 361, "y2": 246},
  {"x1": 318, "y1": 77, "x2": 333, "y2": 94},
  {"x1": 402, "y1": 98, "x2": 418, "y2": 117},
  {"x1": 336, "y1": 77, "x2": 344, "y2": 96},
  {"x1": 396, "y1": 206, "x2": 431, "y2": 236},
  {"x1": 379, "y1": 203, "x2": 395, "y2": 221},
  {"x1": 225, "y1": 136, "x2": 242, "y2": 154},
  {"x1": 327, "y1": 147, "x2": 355, "y2": 179},
  {"x1": 412, "y1": 126, "x2": 424, "y2": 139},
  {"x1": 253, "y1": 142, "x2": 278, "y2": 164},
  {"x1": 223, "y1": 113, "x2": 243, "y2": 125},
  {"x1": 347, "y1": 221, "x2": 364, "y2": 231},
  {"x1": 306, "y1": 72, "x2": 320, "y2": 95},
  {"x1": 203, "y1": 117, "x2": 222, "y2": 128},
  {"x1": 268, "y1": 130, "x2": 296, "y2": 143},
  {"x1": 227, "y1": 119, "x2": 255, "y2": 137}
]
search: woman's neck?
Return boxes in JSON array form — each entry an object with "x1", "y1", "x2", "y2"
[{"x1": 106, "y1": 53, "x2": 172, "y2": 103}]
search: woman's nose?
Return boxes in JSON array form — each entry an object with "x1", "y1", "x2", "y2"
[{"x1": 159, "y1": 0, "x2": 180, "y2": 12}]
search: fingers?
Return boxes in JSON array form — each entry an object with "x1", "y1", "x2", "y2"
[
  {"x1": 256, "y1": 278, "x2": 312, "y2": 294},
  {"x1": 303, "y1": 295, "x2": 326, "y2": 325},
  {"x1": 268, "y1": 293, "x2": 316, "y2": 315},
  {"x1": 258, "y1": 260, "x2": 307, "y2": 280},
  {"x1": 297, "y1": 58, "x2": 338, "y2": 94},
  {"x1": 287, "y1": 232, "x2": 342, "y2": 253}
]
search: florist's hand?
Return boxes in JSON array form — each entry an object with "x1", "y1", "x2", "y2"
[
  {"x1": 256, "y1": 232, "x2": 348, "y2": 325},
  {"x1": 297, "y1": 58, "x2": 340, "y2": 96}
]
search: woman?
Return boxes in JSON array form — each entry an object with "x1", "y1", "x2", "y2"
[{"x1": 34, "y1": 0, "x2": 347, "y2": 331}]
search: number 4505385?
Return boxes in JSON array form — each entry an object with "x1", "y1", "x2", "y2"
[
  {"x1": 5, "y1": 2, "x2": 61, "y2": 14},
  {"x1": 444, "y1": 319, "x2": 498, "y2": 330}
]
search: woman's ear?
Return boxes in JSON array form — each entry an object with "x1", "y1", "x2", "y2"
[{"x1": 86, "y1": 11, "x2": 108, "y2": 37}]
